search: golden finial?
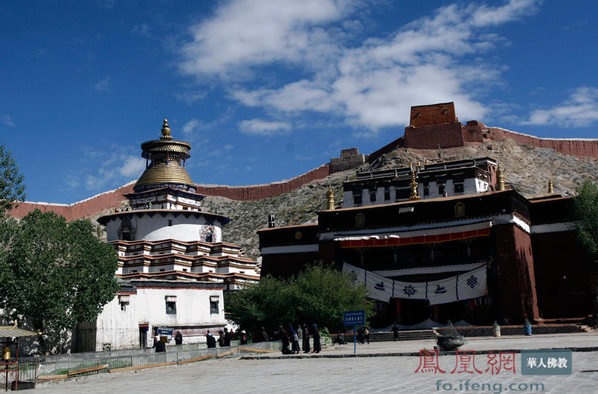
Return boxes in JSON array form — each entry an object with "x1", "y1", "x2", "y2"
[
  {"x1": 327, "y1": 186, "x2": 335, "y2": 210},
  {"x1": 424, "y1": 160, "x2": 429, "y2": 165},
  {"x1": 409, "y1": 169, "x2": 420, "y2": 200},
  {"x1": 497, "y1": 165, "x2": 505, "y2": 191},
  {"x1": 548, "y1": 180, "x2": 554, "y2": 193},
  {"x1": 161, "y1": 118, "x2": 172, "y2": 139}
]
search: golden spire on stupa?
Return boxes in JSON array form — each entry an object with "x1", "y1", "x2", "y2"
[{"x1": 161, "y1": 118, "x2": 172, "y2": 140}]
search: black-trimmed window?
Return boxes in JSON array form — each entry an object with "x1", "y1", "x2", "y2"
[
  {"x1": 353, "y1": 190, "x2": 362, "y2": 205},
  {"x1": 165, "y1": 296, "x2": 177, "y2": 314},
  {"x1": 384, "y1": 187, "x2": 390, "y2": 201},
  {"x1": 210, "y1": 296, "x2": 219, "y2": 314},
  {"x1": 369, "y1": 189, "x2": 377, "y2": 202}
]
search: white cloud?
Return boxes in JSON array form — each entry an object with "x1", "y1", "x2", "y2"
[
  {"x1": 180, "y1": 0, "x2": 351, "y2": 77},
  {"x1": 183, "y1": 119, "x2": 201, "y2": 135},
  {"x1": 238, "y1": 119, "x2": 292, "y2": 136},
  {"x1": 179, "y1": 0, "x2": 541, "y2": 133},
  {"x1": 94, "y1": 76, "x2": 112, "y2": 92},
  {"x1": 522, "y1": 87, "x2": 598, "y2": 128},
  {"x1": 174, "y1": 91, "x2": 207, "y2": 105},
  {"x1": 84, "y1": 151, "x2": 146, "y2": 191},
  {"x1": 119, "y1": 156, "x2": 146, "y2": 177},
  {"x1": 2, "y1": 114, "x2": 15, "y2": 127}
]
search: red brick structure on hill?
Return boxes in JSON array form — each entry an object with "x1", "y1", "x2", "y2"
[
  {"x1": 10, "y1": 103, "x2": 597, "y2": 221},
  {"x1": 402, "y1": 102, "x2": 598, "y2": 158}
]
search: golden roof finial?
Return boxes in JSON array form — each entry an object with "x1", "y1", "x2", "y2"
[
  {"x1": 161, "y1": 118, "x2": 172, "y2": 139},
  {"x1": 497, "y1": 164, "x2": 505, "y2": 191},
  {"x1": 409, "y1": 168, "x2": 420, "y2": 201},
  {"x1": 327, "y1": 186, "x2": 335, "y2": 210},
  {"x1": 548, "y1": 180, "x2": 554, "y2": 193}
]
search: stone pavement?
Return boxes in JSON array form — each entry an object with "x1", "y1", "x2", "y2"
[{"x1": 32, "y1": 332, "x2": 598, "y2": 393}]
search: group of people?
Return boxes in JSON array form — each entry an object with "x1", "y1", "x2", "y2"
[
  {"x1": 278, "y1": 323, "x2": 321, "y2": 355},
  {"x1": 204, "y1": 328, "x2": 248, "y2": 348}
]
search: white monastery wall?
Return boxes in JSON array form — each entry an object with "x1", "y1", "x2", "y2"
[
  {"x1": 105, "y1": 214, "x2": 222, "y2": 242},
  {"x1": 95, "y1": 287, "x2": 225, "y2": 351}
]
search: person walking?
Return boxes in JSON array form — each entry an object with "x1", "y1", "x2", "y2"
[
  {"x1": 302, "y1": 324, "x2": 310, "y2": 353},
  {"x1": 365, "y1": 326, "x2": 370, "y2": 344},
  {"x1": 290, "y1": 325, "x2": 300, "y2": 354},
  {"x1": 312, "y1": 324, "x2": 321, "y2": 353},
  {"x1": 392, "y1": 322, "x2": 399, "y2": 341},
  {"x1": 296, "y1": 325, "x2": 303, "y2": 352},
  {"x1": 175, "y1": 331, "x2": 183, "y2": 345},
  {"x1": 223, "y1": 327, "x2": 231, "y2": 346},
  {"x1": 154, "y1": 336, "x2": 166, "y2": 353},
  {"x1": 206, "y1": 331, "x2": 217, "y2": 348},
  {"x1": 279, "y1": 325, "x2": 291, "y2": 354}
]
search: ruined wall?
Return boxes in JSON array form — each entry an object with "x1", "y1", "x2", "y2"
[
  {"x1": 9, "y1": 165, "x2": 332, "y2": 221},
  {"x1": 401, "y1": 123, "x2": 598, "y2": 159},
  {"x1": 194, "y1": 164, "x2": 331, "y2": 200},
  {"x1": 409, "y1": 102, "x2": 457, "y2": 127},
  {"x1": 404, "y1": 123, "x2": 465, "y2": 149},
  {"x1": 10, "y1": 183, "x2": 135, "y2": 221},
  {"x1": 487, "y1": 127, "x2": 598, "y2": 159}
]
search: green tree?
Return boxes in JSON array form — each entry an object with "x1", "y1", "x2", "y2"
[
  {"x1": 226, "y1": 276, "x2": 295, "y2": 339},
  {"x1": 573, "y1": 179, "x2": 598, "y2": 263},
  {"x1": 227, "y1": 264, "x2": 373, "y2": 339},
  {"x1": 572, "y1": 179, "x2": 598, "y2": 320},
  {"x1": 291, "y1": 264, "x2": 373, "y2": 330},
  {"x1": 0, "y1": 210, "x2": 119, "y2": 344},
  {"x1": 0, "y1": 145, "x2": 26, "y2": 214}
]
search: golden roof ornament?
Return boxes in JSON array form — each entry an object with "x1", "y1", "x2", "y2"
[
  {"x1": 548, "y1": 180, "x2": 554, "y2": 193},
  {"x1": 409, "y1": 167, "x2": 420, "y2": 201},
  {"x1": 135, "y1": 119, "x2": 193, "y2": 191},
  {"x1": 161, "y1": 118, "x2": 172, "y2": 140},
  {"x1": 497, "y1": 165, "x2": 505, "y2": 191},
  {"x1": 327, "y1": 186, "x2": 335, "y2": 210}
]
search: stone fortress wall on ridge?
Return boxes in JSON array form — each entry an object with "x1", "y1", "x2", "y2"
[{"x1": 9, "y1": 102, "x2": 598, "y2": 222}]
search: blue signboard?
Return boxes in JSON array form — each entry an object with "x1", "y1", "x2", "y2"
[
  {"x1": 156, "y1": 327, "x2": 173, "y2": 339},
  {"x1": 343, "y1": 310, "x2": 365, "y2": 327}
]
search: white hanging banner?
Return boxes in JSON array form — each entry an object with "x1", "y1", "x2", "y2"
[
  {"x1": 427, "y1": 276, "x2": 459, "y2": 305},
  {"x1": 456, "y1": 265, "x2": 487, "y2": 302},
  {"x1": 365, "y1": 273, "x2": 394, "y2": 302},
  {"x1": 393, "y1": 280, "x2": 427, "y2": 300},
  {"x1": 343, "y1": 262, "x2": 487, "y2": 305},
  {"x1": 342, "y1": 263, "x2": 366, "y2": 287}
]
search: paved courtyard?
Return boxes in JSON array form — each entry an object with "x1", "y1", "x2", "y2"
[{"x1": 32, "y1": 333, "x2": 598, "y2": 393}]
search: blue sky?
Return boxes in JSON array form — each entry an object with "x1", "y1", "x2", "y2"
[{"x1": 1, "y1": 0, "x2": 597, "y2": 204}]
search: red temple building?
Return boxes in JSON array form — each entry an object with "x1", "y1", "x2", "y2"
[{"x1": 259, "y1": 146, "x2": 594, "y2": 328}]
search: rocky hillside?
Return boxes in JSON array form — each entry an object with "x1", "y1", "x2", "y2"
[{"x1": 203, "y1": 138, "x2": 598, "y2": 260}]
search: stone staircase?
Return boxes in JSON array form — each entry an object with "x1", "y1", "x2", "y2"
[{"x1": 369, "y1": 329, "x2": 438, "y2": 342}]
